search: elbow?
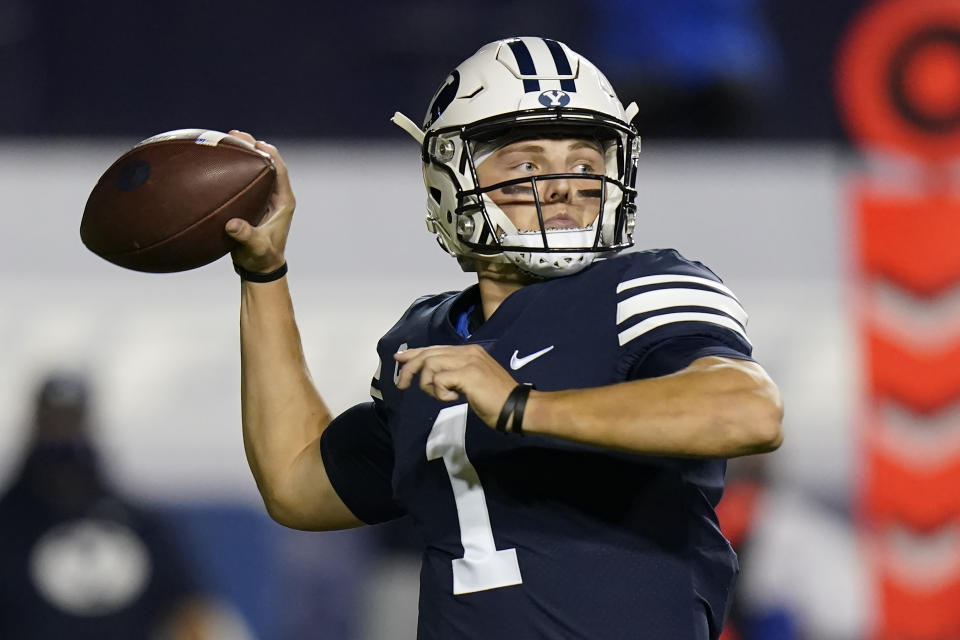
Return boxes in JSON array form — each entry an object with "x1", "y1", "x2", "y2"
[
  {"x1": 257, "y1": 478, "x2": 360, "y2": 532},
  {"x1": 716, "y1": 360, "x2": 783, "y2": 456},
  {"x1": 261, "y1": 491, "x2": 326, "y2": 531},
  {"x1": 255, "y1": 478, "x2": 318, "y2": 531},
  {"x1": 741, "y1": 380, "x2": 784, "y2": 454},
  {"x1": 259, "y1": 487, "x2": 305, "y2": 529},
  {"x1": 749, "y1": 399, "x2": 784, "y2": 453}
]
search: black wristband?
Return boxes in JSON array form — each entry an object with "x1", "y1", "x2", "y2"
[
  {"x1": 495, "y1": 383, "x2": 534, "y2": 434},
  {"x1": 234, "y1": 261, "x2": 287, "y2": 283}
]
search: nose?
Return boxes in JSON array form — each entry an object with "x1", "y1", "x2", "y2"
[{"x1": 541, "y1": 176, "x2": 571, "y2": 203}]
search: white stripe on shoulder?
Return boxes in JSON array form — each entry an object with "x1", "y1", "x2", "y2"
[
  {"x1": 617, "y1": 288, "x2": 748, "y2": 326},
  {"x1": 618, "y1": 312, "x2": 752, "y2": 347},
  {"x1": 373, "y1": 360, "x2": 382, "y2": 381},
  {"x1": 617, "y1": 274, "x2": 739, "y2": 300},
  {"x1": 370, "y1": 386, "x2": 383, "y2": 401}
]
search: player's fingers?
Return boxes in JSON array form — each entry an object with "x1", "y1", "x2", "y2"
[
  {"x1": 397, "y1": 352, "x2": 445, "y2": 390},
  {"x1": 431, "y1": 371, "x2": 462, "y2": 402},
  {"x1": 418, "y1": 365, "x2": 437, "y2": 396},
  {"x1": 395, "y1": 352, "x2": 428, "y2": 390},
  {"x1": 416, "y1": 354, "x2": 460, "y2": 395},
  {"x1": 229, "y1": 131, "x2": 289, "y2": 189},
  {"x1": 395, "y1": 346, "x2": 462, "y2": 363},
  {"x1": 398, "y1": 351, "x2": 457, "y2": 390},
  {"x1": 394, "y1": 347, "x2": 428, "y2": 362},
  {"x1": 229, "y1": 130, "x2": 256, "y2": 144},
  {"x1": 256, "y1": 139, "x2": 278, "y2": 155},
  {"x1": 250, "y1": 140, "x2": 295, "y2": 213},
  {"x1": 254, "y1": 140, "x2": 286, "y2": 176}
]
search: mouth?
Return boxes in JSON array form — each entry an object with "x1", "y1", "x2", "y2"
[{"x1": 543, "y1": 213, "x2": 579, "y2": 229}]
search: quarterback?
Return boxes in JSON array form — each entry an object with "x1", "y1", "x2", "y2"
[{"x1": 225, "y1": 37, "x2": 783, "y2": 640}]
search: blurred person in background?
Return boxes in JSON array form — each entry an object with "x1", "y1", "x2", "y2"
[
  {"x1": 588, "y1": 0, "x2": 783, "y2": 138},
  {"x1": 0, "y1": 371, "x2": 252, "y2": 640},
  {"x1": 715, "y1": 456, "x2": 797, "y2": 640},
  {"x1": 715, "y1": 456, "x2": 872, "y2": 640},
  {"x1": 226, "y1": 36, "x2": 782, "y2": 640}
]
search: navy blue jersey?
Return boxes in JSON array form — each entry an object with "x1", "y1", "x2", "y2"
[{"x1": 321, "y1": 249, "x2": 753, "y2": 639}]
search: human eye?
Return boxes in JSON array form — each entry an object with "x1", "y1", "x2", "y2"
[
  {"x1": 514, "y1": 160, "x2": 537, "y2": 172},
  {"x1": 572, "y1": 162, "x2": 595, "y2": 174}
]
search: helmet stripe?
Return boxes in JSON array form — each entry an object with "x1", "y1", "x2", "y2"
[
  {"x1": 543, "y1": 38, "x2": 576, "y2": 92},
  {"x1": 506, "y1": 40, "x2": 541, "y2": 93}
]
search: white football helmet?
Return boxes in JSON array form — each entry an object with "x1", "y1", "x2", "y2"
[{"x1": 393, "y1": 37, "x2": 641, "y2": 278}]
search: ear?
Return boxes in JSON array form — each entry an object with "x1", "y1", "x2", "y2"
[{"x1": 391, "y1": 112, "x2": 425, "y2": 145}]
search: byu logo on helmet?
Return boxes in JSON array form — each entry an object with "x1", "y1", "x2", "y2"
[{"x1": 539, "y1": 90, "x2": 571, "y2": 108}]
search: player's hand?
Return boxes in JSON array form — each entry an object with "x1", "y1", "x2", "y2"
[
  {"x1": 225, "y1": 130, "x2": 294, "y2": 273},
  {"x1": 395, "y1": 345, "x2": 518, "y2": 428}
]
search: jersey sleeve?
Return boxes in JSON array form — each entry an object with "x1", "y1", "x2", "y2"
[
  {"x1": 319, "y1": 401, "x2": 404, "y2": 525},
  {"x1": 325, "y1": 293, "x2": 455, "y2": 525},
  {"x1": 614, "y1": 250, "x2": 754, "y2": 380}
]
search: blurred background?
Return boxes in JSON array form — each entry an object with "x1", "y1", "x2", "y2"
[{"x1": 2, "y1": 0, "x2": 959, "y2": 638}]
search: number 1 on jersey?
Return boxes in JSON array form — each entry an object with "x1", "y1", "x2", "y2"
[{"x1": 426, "y1": 403, "x2": 523, "y2": 595}]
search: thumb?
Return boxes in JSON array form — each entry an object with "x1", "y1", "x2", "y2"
[{"x1": 225, "y1": 218, "x2": 252, "y2": 243}]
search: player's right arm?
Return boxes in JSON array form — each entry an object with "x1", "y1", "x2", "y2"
[{"x1": 225, "y1": 131, "x2": 363, "y2": 531}]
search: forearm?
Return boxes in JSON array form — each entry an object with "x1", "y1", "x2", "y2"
[
  {"x1": 239, "y1": 277, "x2": 332, "y2": 509},
  {"x1": 523, "y1": 357, "x2": 783, "y2": 458}
]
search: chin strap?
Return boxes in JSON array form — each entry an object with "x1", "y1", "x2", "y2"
[{"x1": 391, "y1": 112, "x2": 425, "y2": 144}]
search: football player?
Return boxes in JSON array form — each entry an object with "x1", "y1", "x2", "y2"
[{"x1": 224, "y1": 37, "x2": 783, "y2": 640}]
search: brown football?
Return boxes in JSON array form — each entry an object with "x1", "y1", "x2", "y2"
[{"x1": 81, "y1": 129, "x2": 276, "y2": 273}]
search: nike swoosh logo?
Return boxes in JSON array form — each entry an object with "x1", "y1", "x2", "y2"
[{"x1": 510, "y1": 345, "x2": 555, "y2": 370}]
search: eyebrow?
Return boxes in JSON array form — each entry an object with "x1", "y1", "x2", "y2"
[
  {"x1": 568, "y1": 140, "x2": 604, "y2": 153},
  {"x1": 499, "y1": 141, "x2": 604, "y2": 156},
  {"x1": 500, "y1": 144, "x2": 547, "y2": 155}
]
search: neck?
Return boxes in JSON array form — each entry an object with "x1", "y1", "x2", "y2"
[{"x1": 475, "y1": 261, "x2": 537, "y2": 319}]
